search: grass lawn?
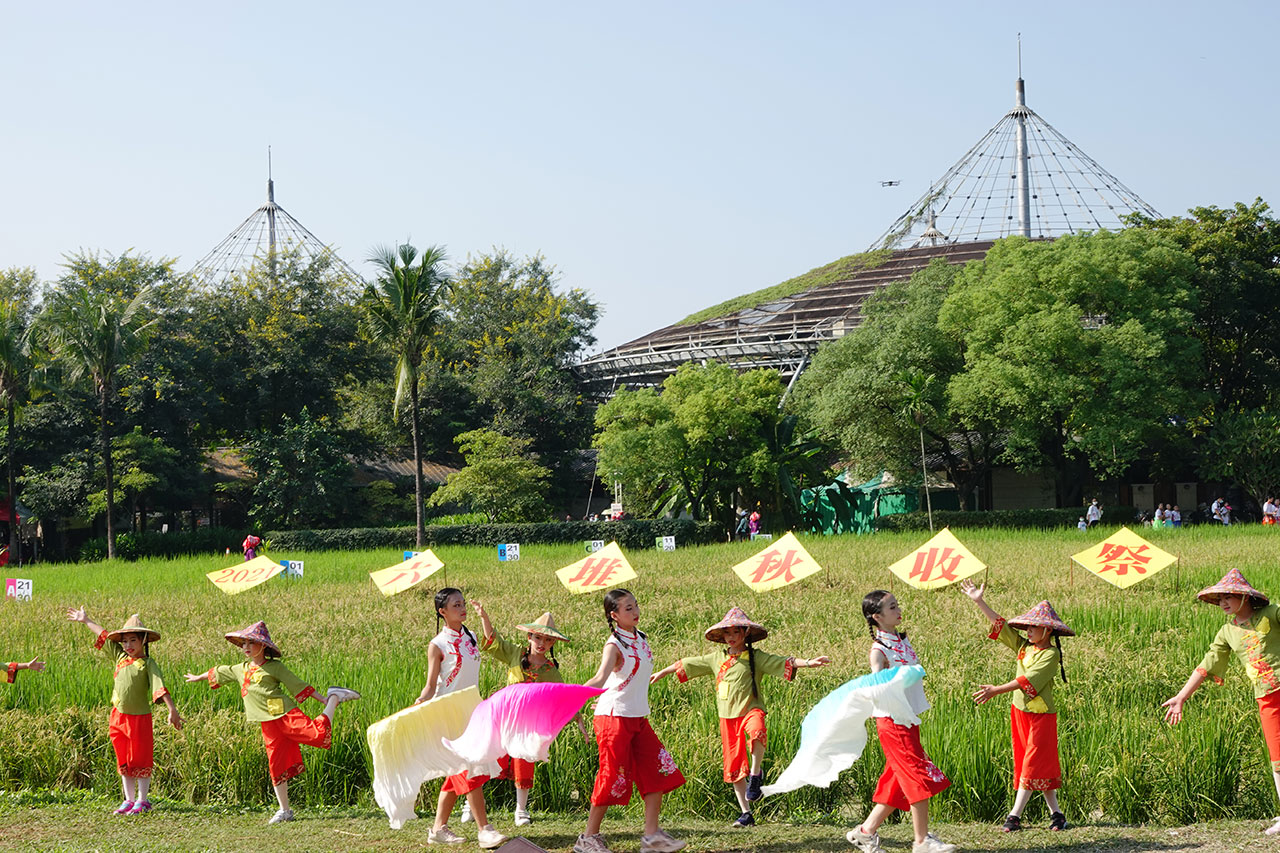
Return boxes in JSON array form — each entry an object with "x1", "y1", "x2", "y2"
[{"x1": 0, "y1": 795, "x2": 1272, "y2": 853}]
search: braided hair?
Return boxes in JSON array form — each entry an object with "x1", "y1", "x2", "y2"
[
  {"x1": 862, "y1": 589, "x2": 904, "y2": 654},
  {"x1": 746, "y1": 641, "x2": 759, "y2": 698},
  {"x1": 521, "y1": 635, "x2": 560, "y2": 675},
  {"x1": 434, "y1": 587, "x2": 477, "y2": 647},
  {"x1": 1054, "y1": 633, "x2": 1068, "y2": 684},
  {"x1": 603, "y1": 588, "x2": 645, "y2": 648}
]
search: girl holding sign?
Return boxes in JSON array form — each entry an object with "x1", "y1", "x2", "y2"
[
  {"x1": 1163, "y1": 568, "x2": 1280, "y2": 836},
  {"x1": 413, "y1": 589, "x2": 508, "y2": 850},
  {"x1": 66, "y1": 607, "x2": 183, "y2": 815},
  {"x1": 476, "y1": 603, "x2": 581, "y2": 827},
  {"x1": 845, "y1": 591, "x2": 955, "y2": 853},
  {"x1": 184, "y1": 621, "x2": 360, "y2": 825},
  {"x1": 650, "y1": 606, "x2": 829, "y2": 827},
  {"x1": 576, "y1": 588, "x2": 686, "y2": 853},
  {"x1": 960, "y1": 581, "x2": 1071, "y2": 832}
]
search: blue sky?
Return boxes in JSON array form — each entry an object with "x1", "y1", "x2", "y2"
[{"x1": 2, "y1": 2, "x2": 1275, "y2": 352}]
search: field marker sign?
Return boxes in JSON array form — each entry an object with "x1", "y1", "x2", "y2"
[
  {"x1": 371, "y1": 550, "x2": 445, "y2": 597},
  {"x1": 732, "y1": 531, "x2": 821, "y2": 592},
  {"x1": 207, "y1": 555, "x2": 284, "y2": 595},
  {"x1": 888, "y1": 528, "x2": 985, "y2": 590},
  {"x1": 556, "y1": 541, "x2": 636, "y2": 594},
  {"x1": 1071, "y1": 526, "x2": 1175, "y2": 589}
]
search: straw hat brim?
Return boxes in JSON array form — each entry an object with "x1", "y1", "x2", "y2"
[
  {"x1": 107, "y1": 625, "x2": 160, "y2": 643},
  {"x1": 1006, "y1": 617, "x2": 1075, "y2": 638},
  {"x1": 515, "y1": 623, "x2": 571, "y2": 642},
  {"x1": 224, "y1": 631, "x2": 282, "y2": 658},
  {"x1": 705, "y1": 624, "x2": 769, "y2": 644}
]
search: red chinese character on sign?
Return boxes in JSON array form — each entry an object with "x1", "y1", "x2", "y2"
[
  {"x1": 1097, "y1": 543, "x2": 1151, "y2": 575},
  {"x1": 909, "y1": 547, "x2": 963, "y2": 583},
  {"x1": 749, "y1": 549, "x2": 805, "y2": 584},
  {"x1": 380, "y1": 559, "x2": 430, "y2": 589},
  {"x1": 568, "y1": 557, "x2": 623, "y2": 587}
]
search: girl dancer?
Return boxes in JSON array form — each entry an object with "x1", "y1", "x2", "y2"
[
  {"x1": 1164, "y1": 568, "x2": 1280, "y2": 835},
  {"x1": 478, "y1": 604, "x2": 577, "y2": 827},
  {"x1": 651, "y1": 606, "x2": 828, "y2": 827},
  {"x1": 576, "y1": 589, "x2": 686, "y2": 853},
  {"x1": 845, "y1": 591, "x2": 955, "y2": 853},
  {"x1": 414, "y1": 589, "x2": 507, "y2": 849},
  {"x1": 185, "y1": 621, "x2": 359, "y2": 825},
  {"x1": 961, "y1": 580, "x2": 1071, "y2": 831},
  {"x1": 67, "y1": 607, "x2": 182, "y2": 815}
]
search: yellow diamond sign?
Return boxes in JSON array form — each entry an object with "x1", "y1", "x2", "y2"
[
  {"x1": 1072, "y1": 526, "x2": 1175, "y2": 589},
  {"x1": 888, "y1": 528, "x2": 986, "y2": 590}
]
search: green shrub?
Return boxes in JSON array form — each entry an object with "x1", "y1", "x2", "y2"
[
  {"x1": 872, "y1": 506, "x2": 1140, "y2": 532},
  {"x1": 265, "y1": 519, "x2": 723, "y2": 551}
]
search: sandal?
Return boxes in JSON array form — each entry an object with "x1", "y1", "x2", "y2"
[
  {"x1": 1049, "y1": 811, "x2": 1067, "y2": 831},
  {"x1": 1001, "y1": 814, "x2": 1022, "y2": 832}
]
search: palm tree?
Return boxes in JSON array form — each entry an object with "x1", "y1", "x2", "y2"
[
  {"x1": 41, "y1": 285, "x2": 155, "y2": 559},
  {"x1": 0, "y1": 298, "x2": 33, "y2": 560},
  {"x1": 361, "y1": 243, "x2": 451, "y2": 547},
  {"x1": 898, "y1": 370, "x2": 937, "y2": 532}
]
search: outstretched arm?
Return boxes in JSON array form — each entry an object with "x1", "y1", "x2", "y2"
[
  {"x1": 66, "y1": 605, "x2": 105, "y2": 637},
  {"x1": 1162, "y1": 669, "x2": 1209, "y2": 725},
  {"x1": 972, "y1": 679, "x2": 1020, "y2": 704},
  {"x1": 650, "y1": 662, "x2": 680, "y2": 684},
  {"x1": 960, "y1": 580, "x2": 1002, "y2": 624},
  {"x1": 583, "y1": 644, "x2": 623, "y2": 690}
]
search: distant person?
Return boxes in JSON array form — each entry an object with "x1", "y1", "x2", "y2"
[
  {"x1": 1085, "y1": 500, "x2": 1102, "y2": 528},
  {"x1": 1153, "y1": 505, "x2": 1166, "y2": 529},
  {"x1": 748, "y1": 510, "x2": 761, "y2": 536},
  {"x1": 1264, "y1": 498, "x2": 1278, "y2": 526},
  {"x1": 1077, "y1": 517, "x2": 1088, "y2": 533},
  {"x1": 242, "y1": 534, "x2": 262, "y2": 561},
  {"x1": 1171, "y1": 505, "x2": 1182, "y2": 528},
  {"x1": 1212, "y1": 497, "x2": 1227, "y2": 525},
  {"x1": 735, "y1": 508, "x2": 749, "y2": 540}
]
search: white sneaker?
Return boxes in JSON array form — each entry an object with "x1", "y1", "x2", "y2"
[
  {"x1": 574, "y1": 834, "x2": 613, "y2": 853},
  {"x1": 325, "y1": 686, "x2": 361, "y2": 703},
  {"x1": 912, "y1": 833, "x2": 957, "y2": 853},
  {"x1": 477, "y1": 826, "x2": 509, "y2": 849},
  {"x1": 460, "y1": 800, "x2": 473, "y2": 823},
  {"x1": 267, "y1": 808, "x2": 294, "y2": 825},
  {"x1": 846, "y1": 825, "x2": 884, "y2": 852},
  {"x1": 1266, "y1": 816, "x2": 1280, "y2": 836},
  {"x1": 640, "y1": 828, "x2": 687, "y2": 853},
  {"x1": 427, "y1": 824, "x2": 466, "y2": 844},
  {"x1": 514, "y1": 807, "x2": 532, "y2": 826}
]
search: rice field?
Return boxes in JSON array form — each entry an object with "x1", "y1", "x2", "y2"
[{"x1": 0, "y1": 523, "x2": 1276, "y2": 829}]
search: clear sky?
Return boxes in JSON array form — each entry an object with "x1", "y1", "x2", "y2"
[{"x1": 3, "y1": 2, "x2": 1275, "y2": 353}]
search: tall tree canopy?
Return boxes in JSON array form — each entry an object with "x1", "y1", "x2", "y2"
[{"x1": 939, "y1": 230, "x2": 1204, "y2": 507}]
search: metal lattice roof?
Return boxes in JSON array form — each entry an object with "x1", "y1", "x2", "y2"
[
  {"x1": 188, "y1": 178, "x2": 363, "y2": 287},
  {"x1": 575, "y1": 75, "x2": 1158, "y2": 398},
  {"x1": 875, "y1": 77, "x2": 1159, "y2": 250}
]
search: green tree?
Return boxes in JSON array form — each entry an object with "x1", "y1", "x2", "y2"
[
  {"x1": 938, "y1": 231, "x2": 1205, "y2": 507},
  {"x1": 595, "y1": 362, "x2": 784, "y2": 530},
  {"x1": 440, "y1": 250, "x2": 600, "y2": 502},
  {"x1": 0, "y1": 268, "x2": 38, "y2": 556},
  {"x1": 792, "y1": 260, "x2": 996, "y2": 509},
  {"x1": 243, "y1": 408, "x2": 352, "y2": 529},
  {"x1": 1200, "y1": 408, "x2": 1280, "y2": 507},
  {"x1": 427, "y1": 428, "x2": 551, "y2": 523},
  {"x1": 361, "y1": 243, "x2": 451, "y2": 546},
  {"x1": 1130, "y1": 200, "x2": 1280, "y2": 413},
  {"x1": 38, "y1": 252, "x2": 167, "y2": 557},
  {"x1": 85, "y1": 428, "x2": 181, "y2": 533}
]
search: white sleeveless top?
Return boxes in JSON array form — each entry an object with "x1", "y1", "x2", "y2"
[
  {"x1": 871, "y1": 629, "x2": 930, "y2": 717},
  {"x1": 595, "y1": 629, "x2": 653, "y2": 718},
  {"x1": 430, "y1": 626, "x2": 481, "y2": 697}
]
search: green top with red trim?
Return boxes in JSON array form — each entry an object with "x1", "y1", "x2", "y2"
[
  {"x1": 93, "y1": 630, "x2": 169, "y2": 715},
  {"x1": 1196, "y1": 602, "x2": 1280, "y2": 699},
  {"x1": 988, "y1": 619, "x2": 1059, "y2": 714},
  {"x1": 5, "y1": 662, "x2": 19, "y2": 683},
  {"x1": 200, "y1": 660, "x2": 317, "y2": 722},
  {"x1": 482, "y1": 631, "x2": 564, "y2": 686},
  {"x1": 675, "y1": 648, "x2": 795, "y2": 719}
]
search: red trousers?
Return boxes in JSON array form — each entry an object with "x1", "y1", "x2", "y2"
[
  {"x1": 445, "y1": 755, "x2": 535, "y2": 792},
  {"x1": 109, "y1": 709, "x2": 154, "y2": 778},
  {"x1": 1259, "y1": 690, "x2": 1280, "y2": 772},
  {"x1": 260, "y1": 708, "x2": 332, "y2": 784},
  {"x1": 591, "y1": 716, "x2": 685, "y2": 806},
  {"x1": 1010, "y1": 706, "x2": 1061, "y2": 791},
  {"x1": 872, "y1": 717, "x2": 950, "y2": 811},
  {"x1": 719, "y1": 708, "x2": 767, "y2": 782}
]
